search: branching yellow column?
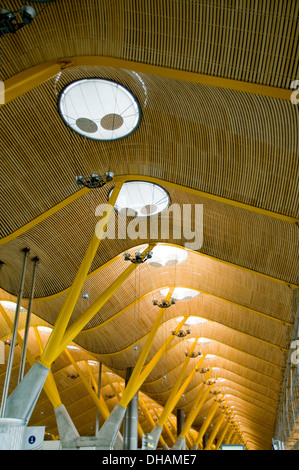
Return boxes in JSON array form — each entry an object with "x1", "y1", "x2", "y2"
[
  {"x1": 119, "y1": 288, "x2": 175, "y2": 408},
  {"x1": 204, "y1": 411, "x2": 226, "y2": 450},
  {"x1": 156, "y1": 338, "x2": 198, "y2": 428},
  {"x1": 195, "y1": 399, "x2": 220, "y2": 448},
  {"x1": 40, "y1": 181, "x2": 123, "y2": 368},
  {"x1": 175, "y1": 371, "x2": 214, "y2": 441},
  {"x1": 65, "y1": 348, "x2": 110, "y2": 420},
  {"x1": 215, "y1": 421, "x2": 231, "y2": 450}
]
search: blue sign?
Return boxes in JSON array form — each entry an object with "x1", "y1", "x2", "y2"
[{"x1": 28, "y1": 435, "x2": 36, "y2": 445}]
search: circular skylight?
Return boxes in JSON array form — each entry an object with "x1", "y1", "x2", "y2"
[
  {"x1": 110, "y1": 181, "x2": 170, "y2": 217},
  {"x1": 58, "y1": 78, "x2": 141, "y2": 141},
  {"x1": 147, "y1": 245, "x2": 188, "y2": 268},
  {"x1": 159, "y1": 287, "x2": 200, "y2": 302}
]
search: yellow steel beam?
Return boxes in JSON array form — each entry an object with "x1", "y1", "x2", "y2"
[
  {"x1": 1, "y1": 56, "x2": 292, "y2": 108},
  {"x1": 156, "y1": 338, "x2": 198, "y2": 427},
  {"x1": 56, "y1": 244, "x2": 155, "y2": 359},
  {"x1": 39, "y1": 181, "x2": 123, "y2": 367},
  {"x1": 1, "y1": 174, "x2": 297, "y2": 251},
  {"x1": 195, "y1": 399, "x2": 220, "y2": 448},
  {"x1": 204, "y1": 412, "x2": 226, "y2": 450},
  {"x1": 215, "y1": 421, "x2": 231, "y2": 450},
  {"x1": 118, "y1": 288, "x2": 174, "y2": 407},
  {"x1": 119, "y1": 308, "x2": 186, "y2": 408},
  {"x1": 64, "y1": 348, "x2": 110, "y2": 420},
  {"x1": 177, "y1": 372, "x2": 214, "y2": 439}
]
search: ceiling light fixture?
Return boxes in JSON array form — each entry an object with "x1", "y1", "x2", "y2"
[
  {"x1": 185, "y1": 350, "x2": 201, "y2": 358},
  {"x1": 75, "y1": 170, "x2": 114, "y2": 189},
  {"x1": 171, "y1": 328, "x2": 191, "y2": 338},
  {"x1": 124, "y1": 251, "x2": 153, "y2": 264},
  {"x1": 58, "y1": 78, "x2": 141, "y2": 141},
  {"x1": 152, "y1": 299, "x2": 176, "y2": 309},
  {"x1": 0, "y1": 5, "x2": 36, "y2": 36}
]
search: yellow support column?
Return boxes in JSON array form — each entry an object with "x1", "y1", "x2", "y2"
[
  {"x1": 215, "y1": 421, "x2": 231, "y2": 450},
  {"x1": 119, "y1": 288, "x2": 175, "y2": 408},
  {"x1": 204, "y1": 412, "x2": 226, "y2": 450},
  {"x1": 64, "y1": 349, "x2": 110, "y2": 420},
  {"x1": 195, "y1": 399, "x2": 220, "y2": 449},
  {"x1": 156, "y1": 338, "x2": 198, "y2": 428},
  {"x1": 172, "y1": 371, "x2": 214, "y2": 449},
  {"x1": 54, "y1": 245, "x2": 155, "y2": 359},
  {"x1": 40, "y1": 181, "x2": 123, "y2": 368}
]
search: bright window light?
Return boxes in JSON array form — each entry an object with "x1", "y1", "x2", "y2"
[
  {"x1": 197, "y1": 337, "x2": 211, "y2": 344},
  {"x1": 147, "y1": 245, "x2": 188, "y2": 267},
  {"x1": 159, "y1": 287, "x2": 200, "y2": 302},
  {"x1": 110, "y1": 181, "x2": 170, "y2": 217},
  {"x1": 66, "y1": 345, "x2": 81, "y2": 351},
  {"x1": 37, "y1": 326, "x2": 52, "y2": 334},
  {"x1": 0, "y1": 301, "x2": 26, "y2": 312},
  {"x1": 176, "y1": 316, "x2": 207, "y2": 326},
  {"x1": 58, "y1": 78, "x2": 141, "y2": 141},
  {"x1": 88, "y1": 360, "x2": 99, "y2": 366},
  {"x1": 205, "y1": 354, "x2": 216, "y2": 360}
]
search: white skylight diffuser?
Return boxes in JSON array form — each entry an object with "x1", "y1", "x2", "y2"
[
  {"x1": 111, "y1": 181, "x2": 170, "y2": 217},
  {"x1": 147, "y1": 245, "x2": 188, "y2": 268},
  {"x1": 159, "y1": 287, "x2": 200, "y2": 301},
  {"x1": 58, "y1": 78, "x2": 141, "y2": 141}
]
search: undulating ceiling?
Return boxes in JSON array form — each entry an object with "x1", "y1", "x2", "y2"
[{"x1": 0, "y1": 0, "x2": 298, "y2": 450}]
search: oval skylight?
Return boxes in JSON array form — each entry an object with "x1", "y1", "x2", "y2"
[
  {"x1": 159, "y1": 287, "x2": 200, "y2": 302},
  {"x1": 147, "y1": 245, "x2": 188, "y2": 268},
  {"x1": 58, "y1": 78, "x2": 141, "y2": 141},
  {"x1": 110, "y1": 181, "x2": 170, "y2": 217}
]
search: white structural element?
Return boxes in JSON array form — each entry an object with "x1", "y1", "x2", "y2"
[
  {"x1": 147, "y1": 245, "x2": 188, "y2": 267},
  {"x1": 159, "y1": 287, "x2": 200, "y2": 302},
  {"x1": 0, "y1": 418, "x2": 26, "y2": 450},
  {"x1": 58, "y1": 78, "x2": 141, "y2": 141},
  {"x1": 111, "y1": 181, "x2": 170, "y2": 217}
]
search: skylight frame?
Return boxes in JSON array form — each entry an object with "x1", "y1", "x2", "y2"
[{"x1": 58, "y1": 78, "x2": 142, "y2": 141}]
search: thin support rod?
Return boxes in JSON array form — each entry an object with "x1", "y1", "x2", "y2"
[
  {"x1": 0, "y1": 247, "x2": 30, "y2": 417},
  {"x1": 95, "y1": 361, "x2": 102, "y2": 435},
  {"x1": 18, "y1": 256, "x2": 39, "y2": 384}
]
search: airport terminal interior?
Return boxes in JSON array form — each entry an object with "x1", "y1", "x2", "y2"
[{"x1": 0, "y1": 0, "x2": 298, "y2": 451}]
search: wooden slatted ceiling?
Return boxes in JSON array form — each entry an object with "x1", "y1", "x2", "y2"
[
  {"x1": 0, "y1": 181, "x2": 298, "y2": 300},
  {"x1": 1, "y1": 0, "x2": 299, "y2": 90},
  {"x1": 0, "y1": 0, "x2": 298, "y2": 451},
  {"x1": 1, "y1": 67, "x2": 298, "y2": 243}
]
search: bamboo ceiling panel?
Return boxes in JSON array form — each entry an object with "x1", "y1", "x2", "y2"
[
  {"x1": 1, "y1": 0, "x2": 298, "y2": 89},
  {"x1": 1, "y1": 66, "x2": 298, "y2": 239},
  {"x1": 0, "y1": 0, "x2": 298, "y2": 451}
]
